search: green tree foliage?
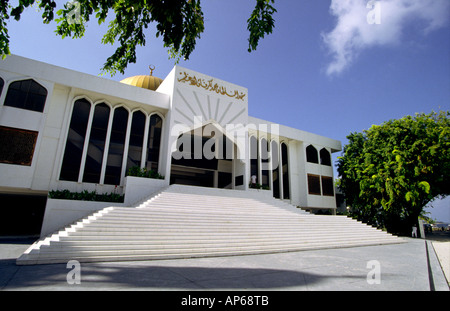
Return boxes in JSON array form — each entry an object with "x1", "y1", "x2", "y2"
[
  {"x1": 0, "y1": 0, "x2": 277, "y2": 75},
  {"x1": 337, "y1": 111, "x2": 449, "y2": 235}
]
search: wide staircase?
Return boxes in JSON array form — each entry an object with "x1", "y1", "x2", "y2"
[{"x1": 17, "y1": 184, "x2": 404, "y2": 265}]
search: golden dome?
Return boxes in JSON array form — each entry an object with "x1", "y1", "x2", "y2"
[{"x1": 120, "y1": 65, "x2": 163, "y2": 91}]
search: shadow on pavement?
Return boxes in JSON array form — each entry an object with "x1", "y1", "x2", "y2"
[{"x1": 0, "y1": 258, "x2": 370, "y2": 290}]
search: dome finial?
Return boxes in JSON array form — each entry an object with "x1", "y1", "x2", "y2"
[{"x1": 149, "y1": 65, "x2": 155, "y2": 76}]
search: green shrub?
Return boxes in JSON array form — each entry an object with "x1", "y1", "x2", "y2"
[
  {"x1": 249, "y1": 182, "x2": 270, "y2": 190},
  {"x1": 249, "y1": 182, "x2": 262, "y2": 189},
  {"x1": 48, "y1": 190, "x2": 124, "y2": 203},
  {"x1": 126, "y1": 166, "x2": 164, "y2": 179}
]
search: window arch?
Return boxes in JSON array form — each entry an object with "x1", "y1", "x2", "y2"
[
  {"x1": 4, "y1": 79, "x2": 47, "y2": 112},
  {"x1": 82, "y1": 103, "x2": 111, "y2": 183},
  {"x1": 104, "y1": 106, "x2": 129, "y2": 185},
  {"x1": 320, "y1": 148, "x2": 331, "y2": 166},
  {"x1": 60, "y1": 98, "x2": 164, "y2": 185},
  {"x1": 126, "y1": 110, "x2": 146, "y2": 173},
  {"x1": 306, "y1": 144, "x2": 318, "y2": 164},
  {"x1": 60, "y1": 98, "x2": 92, "y2": 181}
]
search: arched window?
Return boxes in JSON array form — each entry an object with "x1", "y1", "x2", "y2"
[
  {"x1": 126, "y1": 110, "x2": 146, "y2": 173},
  {"x1": 4, "y1": 79, "x2": 47, "y2": 112},
  {"x1": 60, "y1": 98, "x2": 91, "y2": 181},
  {"x1": 306, "y1": 144, "x2": 318, "y2": 163},
  {"x1": 146, "y1": 114, "x2": 163, "y2": 171},
  {"x1": 271, "y1": 140, "x2": 280, "y2": 198},
  {"x1": 320, "y1": 148, "x2": 331, "y2": 166},
  {"x1": 82, "y1": 103, "x2": 110, "y2": 183},
  {"x1": 281, "y1": 143, "x2": 290, "y2": 199},
  {"x1": 104, "y1": 107, "x2": 129, "y2": 185},
  {"x1": 59, "y1": 99, "x2": 163, "y2": 185}
]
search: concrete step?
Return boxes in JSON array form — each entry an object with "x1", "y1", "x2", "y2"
[
  {"x1": 57, "y1": 228, "x2": 398, "y2": 240},
  {"x1": 44, "y1": 235, "x2": 397, "y2": 249},
  {"x1": 37, "y1": 238, "x2": 399, "y2": 255},
  {"x1": 18, "y1": 239, "x2": 402, "y2": 265},
  {"x1": 16, "y1": 184, "x2": 405, "y2": 265}
]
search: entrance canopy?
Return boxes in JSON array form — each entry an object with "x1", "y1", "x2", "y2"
[{"x1": 170, "y1": 123, "x2": 246, "y2": 189}]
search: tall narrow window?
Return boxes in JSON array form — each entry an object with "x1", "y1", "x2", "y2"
[
  {"x1": 82, "y1": 103, "x2": 110, "y2": 183},
  {"x1": 306, "y1": 144, "x2": 318, "y2": 163},
  {"x1": 126, "y1": 110, "x2": 146, "y2": 173},
  {"x1": 281, "y1": 143, "x2": 290, "y2": 199},
  {"x1": 0, "y1": 77, "x2": 4, "y2": 96},
  {"x1": 261, "y1": 138, "x2": 269, "y2": 188},
  {"x1": 320, "y1": 148, "x2": 331, "y2": 166},
  {"x1": 104, "y1": 107, "x2": 129, "y2": 185},
  {"x1": 60, "y1": 98, "x2": 91, "y2": 181},
  {"x1": 250, "y1": 136, "x2": 258, "y2": 181},
  {"x1": 146, "y1": 114, "x2": 162, "y2": 171},
  {"x1": 271, "y1": 140, "x2": 280, "y2": 198},
  {"x1": 4, "y1": 79, "x2": 47, "y2": 112}
]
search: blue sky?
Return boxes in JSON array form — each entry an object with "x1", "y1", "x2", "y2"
[{"x1": 5, "y1": 0, "x2": 450, "y2": 222}]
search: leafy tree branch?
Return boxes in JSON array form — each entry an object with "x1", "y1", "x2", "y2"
[{"x1": 0, "y1": 0, "x2": 277, "y2": 75}]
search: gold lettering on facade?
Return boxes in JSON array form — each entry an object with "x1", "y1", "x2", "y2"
[{"x1": 177, "y1": 72, "x2": 246, "y2": 101}]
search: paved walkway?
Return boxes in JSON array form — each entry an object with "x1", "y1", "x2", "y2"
[{"x1": 0, "y1": 236, "x2": 448, "y2": 292}]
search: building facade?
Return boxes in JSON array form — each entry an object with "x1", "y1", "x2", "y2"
[{"x1": 0, "y1": 55, "x2": 341, "y2": 236}]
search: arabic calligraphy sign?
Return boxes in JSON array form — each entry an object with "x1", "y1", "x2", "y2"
[{"x1": 177, "y1": 72, "x2": 246, "y2": 101}]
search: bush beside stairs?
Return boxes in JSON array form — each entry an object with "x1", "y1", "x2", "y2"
[{"x1": 16, "y1": 184, "x2": 405, "y2": 265}]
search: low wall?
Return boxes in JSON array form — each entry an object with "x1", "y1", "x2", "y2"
[
  {"x1": 40, "y1": 199, "x2": 125, "y2": 238},
  {"x1": 123, "y1": 176, "x2": 169, "y2": 206},
  {"x1": 247, "y1": 188, "x2": 273, "y2": 200},
  {"x1": 40, "y1": 177, "x2": 169, "y2": 238}
]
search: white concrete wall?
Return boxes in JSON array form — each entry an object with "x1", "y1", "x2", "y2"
[
  {"x1": 302, "y1": 143, "x2": 336, "y2": 210},
  {"x1": 123, "y1": 176, "x2": 169, "y2": 206},
  {"x1": 40, "y1": 199, "x2": 125, "y2": 237},
  {"x1": 0, "y1": 71, "x2": 55, "y2": 192},
  {"x1": 40, "y1": 176, "x2": 169, "y2": 237},
  {"x1": 0, "y1": 55, "x2": 170, "y2": 195},
  {"x1": 157, "y1": 66, "x2": 250, "y2": 189}
]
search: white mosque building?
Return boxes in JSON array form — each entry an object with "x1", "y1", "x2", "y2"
[{"x1": 0, "y1": 54, "x2": 341, "y2": 237}]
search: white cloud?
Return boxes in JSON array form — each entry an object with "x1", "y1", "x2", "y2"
[{"x1": 322, "y1": 0, "x2": 450, "y2": 76}]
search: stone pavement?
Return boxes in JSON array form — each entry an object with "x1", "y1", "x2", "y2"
[
  {"x1": 0, "y1": 236, "x2": 448, "y2": 291},
  {"x1": 432, "y1": 241, "x2": 449, "y2": 286},
  {"x1": 427, "y1": 231, "x2": 450, "y2": 288}
]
